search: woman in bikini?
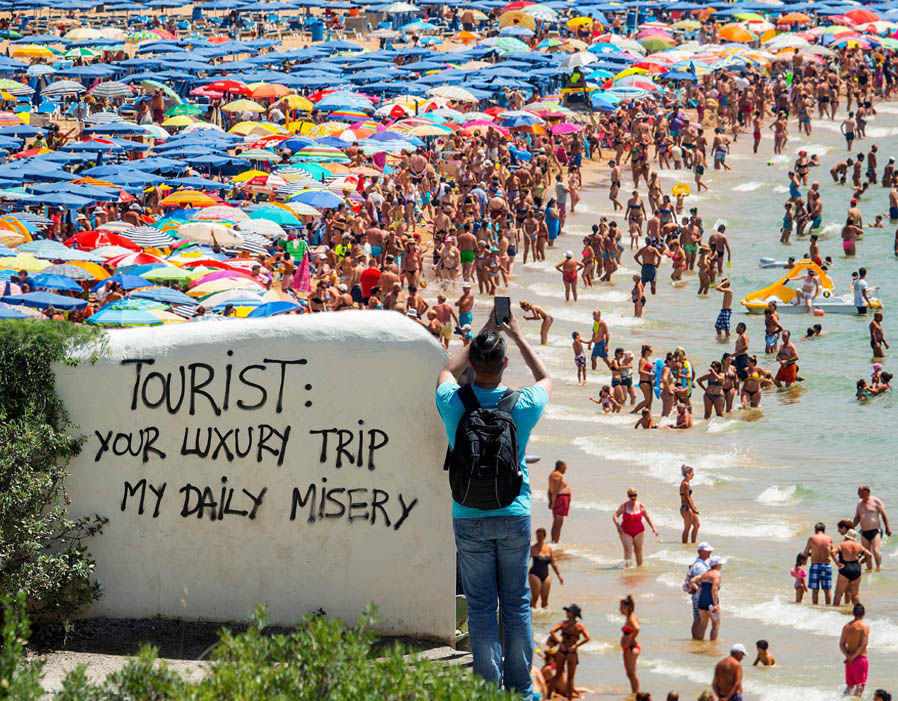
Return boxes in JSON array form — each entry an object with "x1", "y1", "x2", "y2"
[
  {"x1": 660, "y1": 353, "x2": 678, "y2": 418},
  {"x1": 740, "y1": 355, "x2": 773, "y2": 408},
  {"x1": 668, "y1": 237, "x2": 687, "y2": 282},
  {"x1": 720, "y1": 353, "x2": 739, "y2": 413},
  {"x1": 832, "y1": 521, "x2": 872, "y2": 607},
  {"x1": 697, "y1": 360, "x2": 726, "y2": 419},
  {"x1": 619, "y1": 595, "x2": 641, "y2": 694},
  {"x1": 631, "y1": 274, "x2": 645, "y2": 318},
  {"x1": 519, "y1": 300, "x2": 554, "y2": 345},
  {"x1": 631, "y1": 344, "x2": 654, "y2": 414},
  {"x1": 555, "y1": 251, "x2": 583, "y2": 302},
  {"x1": 548, "y1": 605, "x2": 590, "y2": 700},
  {"x1": 581, "y1": 237, "x2": 596, "y2": 288},
  {"x1": 679, "y1": 464, "x2": 700, "y2": 544},
  {"x1": 529, "y1": 527, "x2": 563, "y2": 608},
  {"x1": 613, "y1": 488, "x2": 658, "y2": 567}
]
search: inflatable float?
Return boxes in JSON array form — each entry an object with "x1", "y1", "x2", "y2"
[
  {"x1": 758, "y1": 257, "x2": 797, "y2": 269},
  {"x1": 741, "y1": 259, "x2": 883, "y2": 314}
]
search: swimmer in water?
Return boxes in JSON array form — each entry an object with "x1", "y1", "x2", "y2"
[{"x1": 519, "y1": 300, "x2": 553, "y2": 345}]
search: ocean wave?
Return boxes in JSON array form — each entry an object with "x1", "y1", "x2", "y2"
[
  {"x1": 560, "y1": 545, "x2": 625, "y2": 568},
  {"x1": 548, "y1": 306, "x2": 646, "y2": 327},
  {"x1": 732, "y1": 181, "x2": 764, "y2": 192},
  {"x1": 756, "y1": 484, "x2": 810, "y2": 505},
  {"x1": 706, "y1": 419, "x2": 741, "y2": 433},
  {"x1": 731, "y1": 595, "x2": 898, "y2": 652},
  {"x1": 866, "y1": 126, "x2": 898, "y2": 138},
  {"x1": 648, "y1": 548, "x2": 699, "y2": 566},
  {"x1": 522, "y1": 282, "x2": 630, "y2": 304},
  {"x1": 773, "y1": 185, "x2": 788, "y2": 194},
  {"x1": 543, "y1": 403, "x2": 635, "y2": 425},
  {"x1": 656, "y1": 571, "x2": 686, "y2": 590}
]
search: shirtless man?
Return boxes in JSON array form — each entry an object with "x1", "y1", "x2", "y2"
[
  {"x1": 589, "y1": 310, "x2": 609, "y2": 371},
  {"x1": 707, "y1": 224, "x2": 731, "y2": 274},
  {"x1": 609, "y1": 161, "x2": 623, "y2": 211},
  {"x1": 869, "y1": 312, "x2": 889, "y2": 358},
  {"x1": 634, "y1": 239, "x2": 662, "y2": 295},
  {"x1": 802, "y1": 522, "x2": 834, "y2": 604},
  {"x1": 773, "y1": 330, "x2": 799, "y2": 387},
  {"x1": 890, "y1": 185, "x2": 898, "y2": 222},
  {"x1": 432, "y1": 294, "x2": 458, "y2": 350},
  {"x1": 458, "y1": 226, "x2": 477, "y2": 281},
  {"x1": 831, "y1": 158, "x2": 853, "y2": 185},
  {"x1": 712, "y1": 644, "x2": 746, "y2": 701},
  {"x1": 764, "y1": 301, "x2": 784, "y2": 353},
  {"x1": 714, "y1": 278, "x2": 733, "y2": 339},
  {"x1": 548, "y1": 460, "x2": 572, "y2": 543},
  {"x1": 853, "y1": 485, "x2": 891, "y2": 570},
  {"x1": 842, "y1": 112, "x2": 857, "y2": 151},
  {"x1": 455, "y1": 283, "x2": 474, "y2": 329},
  {"x1": 840, "y1": 604, "x2": 869, "y2": 697}
]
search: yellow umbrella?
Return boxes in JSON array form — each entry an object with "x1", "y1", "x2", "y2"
[
  {"x1": 161, "y1": 115, "x2": 195, "y2": 127},
  {"x1": 222, "y1": 98, "x2": 266, "y2": 112},
  {"x1": 499, "y1": 10, "x2": 536, "y2": 29},
  {"x1": 69, "y1": 261, "x2": 110, "y2": 280},
  {"x1": 614, "y1": 67, "x2": 649, "y2": 80},
  {"x1": 0, "y1": 254, "x2": 50, "y2": 272},
  {"x1": 149, "y1": 309, "x2": 187, "y2": 323},
  {"x1": 565, "y1": 38, "x2": 589, "y2": 50},
  {"x1": 231, "y1": 169, "x2": 269, "y2": 182},
  {"x1": 228, "y1": 121, "x2": 286, "y2": 136},
  {"x1": 160, "y1": 190, "x2": 219, "y2": 207},
  {"x1": 471, "y1": 9, "x2": 488, "y2": 20},
  {"x1": 11, "y1": 45, "x2": 54, "y2": 58},
  {"x1": 282, "y1": 94, "x2": 314, "y2": 111},
  {"x1": 567, "y1": 16, "x2": 595, "y2": 29}
]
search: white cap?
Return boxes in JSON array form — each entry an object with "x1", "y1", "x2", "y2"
[
  {"x1": 407, "y1": 309, "x2": 418, "y2": 318},
  {"x1": 565, "y1": 250, "x2": 573, "y2": 258},
  {"x1": 709, "y1": 555, "x2": 726, "y2": 567},
  {"x1": 731, "y1": 643, "x2": 747, "y2": 655},
  {"x1": 697, "y1": 542, "x2": 713, "y2": 552},
  {"x1": 337, "y1": 283, "x2": 347, "y2": 292}
]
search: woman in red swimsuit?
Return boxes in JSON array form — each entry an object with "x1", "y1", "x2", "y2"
[
  {"x1": 619, "y1": 594, "x2": 641, "y2": 693},
  {"x1": 613, "y1": 488, "x2": 659, "y2": 566}
]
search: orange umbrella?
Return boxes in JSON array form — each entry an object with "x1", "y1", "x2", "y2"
[
  {"x1": 719, "y1": 25, "x2": 756, "y2": 43},
  {"x1": 251, "y1": 83, "x2": 291, "y2": 100},
  {"x1": 778, "y1": 12, "x2": 812, "y2": 24}
]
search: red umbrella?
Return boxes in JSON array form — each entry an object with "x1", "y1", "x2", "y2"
[
  {"x1": 845, "y1": 8, "x2": 879, "y2": 24},
  {"x1": 205, "y1": 80, "x2": 252, "y2": 96},
  {"x1": 63, "y1": 231, "x2": 140, "y2": 251},
  {"x1": 190, "y1": 85, "x2": 223, "y2": 98},
  {"x1": 502, "y1": 0, "x2": 534, "y2": 10},
  {"x1": 176, "y1": 259, "x2": 243, "y2": 272},
  {"x1": 107, "y1": 252, "x2": 169, "y2": 268}
]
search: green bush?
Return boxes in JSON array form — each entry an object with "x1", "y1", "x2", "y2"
[
  {"x1": 0, "y1": 321, "x2": 107, "y2": 626},
  {"x1": 1, "y1": 596, "x2": 512, "y2": 700}
]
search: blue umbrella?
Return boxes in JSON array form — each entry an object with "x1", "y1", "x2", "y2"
[
  {"x1": 32, "y1": 273, "x2": 84, "y2": 293},
  {"x1": 130, "y1": 287, "x2": 197, "y2": 305},
  {"x1": 1, "y1": 291, "x2": 87, "y2": 310},
  {"x1": 287, "y1": 189, "x2": 345, "y2": 208},
  {"x1": 90, "y1": 274, "x2": 153, "y2": 293},
  {"x1": 86, "y1": 308, "x2": 163, "y2": 326},
  {"x1": 0, "y1": 305, "x2": 38, "y2": 319},
  {"x1": 247, "y1": 301, "x2": 303, "y2": 318}
]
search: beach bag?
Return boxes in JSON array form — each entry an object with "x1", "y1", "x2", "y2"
[
  {"x1": 444, "y1": 385, "x2": 521, "y2": 510},
  {"x1": 682, "y1": 566, "x2": 698, "y2": 594}
]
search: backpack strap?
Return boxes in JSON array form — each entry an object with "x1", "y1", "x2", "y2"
[
  {"x1": 457, "y1": 383, "x2": 480, "y2": 413},
  {"x1": 496, "y1": 388, "x2": 520, "y2": 413}
]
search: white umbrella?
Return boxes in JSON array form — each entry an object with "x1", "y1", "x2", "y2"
[
  {"x1": 191, "y1": 205, "x2": 250, "y2": 222},
  {"x1": 427, "y1": 85, "x2": 478, "y2": 102},
  {"x1": 382, "y1": 1, "x2": 419, "y2": 12},
  {"x1": 43, "y1": 80, "x2": 87, "y2": 96},
  {"x1": 177, "y1": 222, "x2": 244, "y2": 247},
  {"x1": 182, "y1": 121, "x2": 225, "y2": 134},
  {"x1": 237, "y1": 219, "x2": 286, "y2": 239},
  {"x1": 561, "y1": 52, "x2": 599, "y2": 69},
  {"x1": 523, "y1": 4, "x2": 558, "y2": 21}
]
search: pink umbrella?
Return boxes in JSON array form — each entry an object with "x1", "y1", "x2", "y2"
[
  {"x1": 462, "y1": 121, "x2": 512, "y2": 137},
  {"x1": 549, "y1": 122, "x2": 584, "y2": 135},
  {"x1": 189, "y1": 270, "x2": 260, "y2": 288}
]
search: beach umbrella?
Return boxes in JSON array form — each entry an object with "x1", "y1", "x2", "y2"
[
  {"x1": 63, "y1": 47, "x2": 100, "y2": 59},
  {"x1": 237, "y1": 219, "x2": 287, "y2": 239},
  {"x1": 381, "y1": 1, "x2": 419, "y2": 11},
  {"x1": 246, "y1": 300, "x2": 302, "y2": 318},
  {"x1": 69, "y1": 261, "x2": 109, "y2": 280},
  {"x1": 11, "y1": 45, "x2": 55, "y2": 58},
  {"x1": 189, "y1": 277, "x2": 263, "y2": 297},
  {"x1": 142, "y1": 266, "x2": 194, "y2": 282},
  {"x1": 222, "y1": 99, "x2": 266, "y2": 113},
  {"x1": 427, "y1": 85, "x2": 478, "y2": 102},
  {"x1": 192, "y1": 205, "x2": 249, "y2": 223},
  {"x1": 43, "y1": 80, "x2": 87, "y2": 96},
  {"x1": 178, "y1": 222, "x2": 244, "y2": 247},
  {"x1": 0, "y1": 254, "x2": 48, "y2": 272},
  {"x1": 90, "y1": 274, "x2": 152, "y2": 292},
  {"x1": 160, "y1": 191, "x2": 219, "y2": 208},
  {"x1": 293, "y1": 145, "x2": 351, "y2": 163},
  {"x1": 162, "y1": 115, "x2": 195, "y2": 128},
  {"x1": 1, "y1": 291, "x2": 87, "y2": 310},
  {"x1": 844, "y1": 8, "x2": 879, "y2": 24},
  {"x1": 495, "y1": 37, "x2": 531, "y2": 54},
  {"x1": 499, "y1": 11, "x2": 536, "y2": 30},
  {"x1": 283, "y1": 95, "x2": 314, "y2": 112},
  {"x1": 32, "y1": 273, "x2": 83, "y2": 293},
  {"x1": 126, "y1": 31, "x2": 163, "y2": 44},
  {"x1": 63, "y1": 231, "x2": 140, "y2": 251},
  {"x1": 250, "y1": 83, "x2": 291, "y2": 100},
  {"x1": 719, "y1": 25, "x2": 757, "y2": 43},
  {"x1": 164, "y1": 104, "x2": 203, "y2": 117},
  {"x1": 287, "y1": 189, "x2": 345, "y2": 208},
  {"x1": 88, "y1": 81, "x2": 134, "y2": 99},
  {"x1": 778, "y1": 12, "x2": 812, "y2": 25},
  {"x1": 86, "y1": 308, "x2": 162, "y2": 326},
  {"x1": 36, "y1": 263, "x2": 95, "y2": 281},
  {"x1": 0, "y1": 304, "x2": 39, "y2": 320},
  {"x1": 641, "y1": 37, "x2": 677, "y2": 52},
  {"x1": 567, "y1": 16, "x2": 595, "y2": 30},
  {"x1": 249, "y1": 204, "x2": 300, "y2": 225},
  {"x1": 130, "y1": 286, "x2": 196, "y2": 305},
  {"x1": 205, "y1": 79, "x2": 253, "y2": 97},
  {"x1": 523, "y1": 4, "x2": 558, "y2": 22},
  {"x1": 561, "y1": 52, "x2": 598, "y2": 69}
]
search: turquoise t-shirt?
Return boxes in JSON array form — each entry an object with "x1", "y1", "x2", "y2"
[{"x1": 435, "y1": 382, "x2": 548, "y2": 519}]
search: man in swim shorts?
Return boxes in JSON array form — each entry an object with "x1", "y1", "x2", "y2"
[
  {"x1": 455, "y1": 283, "x2": 474, "y2": 329},
  {"x1": 634, "y1": 239, "x2": 662, "y2": 295},
  {"x1": 548, "y1": 460, "x2": 572, "y2": 543},
  {"x1": 712, "y1": 644, "x2": 746, "y2": 701},
  {"x1": 854, "y1": 485, "x2": 891, "y2": 570},
  {"x1": 688, "y1": 543, "x2": 713, "y2": 639},
  {"x1": 840, "y1": 604, "x2": 869, "y2": 697},
  {"x1": 589, "y1": 310, "x2": 609, "y2": 370},
  {"x1": 802, "y1": 522, "x2": 834, "y2": 604}
]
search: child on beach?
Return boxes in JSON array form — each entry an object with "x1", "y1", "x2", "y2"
[
  {"x1": 589, "y1": 386, "x2": 621, "y2": 413},
  {"x1": 791, "y1": 553, "x2": 808, "y2": 603},
  {"x1": 857, "y1": 379, "x2": 872, "y2": 400},
  {"x1": 753, "y1": 640, "x2": 776, "y2": 667},
  {"x1": 781, "y1": 202, "x2": 793, "y2": 243},
  {"x1": 572, "y1": 331, "x2": 587, "y2": 385},
  {"x1": 634, "y1": 408, "x2": 655, "y2": 429}
]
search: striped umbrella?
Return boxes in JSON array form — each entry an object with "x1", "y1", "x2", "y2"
[
  {"x1": 0, "y1": 81, "x2": 33, "y2": 97},
  {"x1": 44, "y1": 80, "x2": 86, "y2": 96},
  {"x1": 328, "y1": 109, "x2": 370, "y2": 122},
  {"x1": 293, "y1": 145, "x2": 350, "y2": 163},
  {"x1": 495, "y1": 37, "x2": 530, "y2": 54},
  {"x1": 234, "y1": 232, "x2": 271, "y2": 255},
  {"x1": 88, "y1": 81, "x2": 134, "y2": 99},
  {"x1": 239, "y1": 148, "x2": 280, "y2": 162},
  {"x1": 126, "y1": 31, "x2": 162, "y2": 43},
  {"x1": 122, "y1": 226, "x2": 176, "y2": 248}
]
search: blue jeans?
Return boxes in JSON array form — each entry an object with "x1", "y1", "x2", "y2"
[{"x1": 453, "y1": 515, "x2": 533, "y2": 698}]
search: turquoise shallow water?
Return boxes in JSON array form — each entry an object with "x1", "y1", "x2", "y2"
[{"x1": 480, "y1": 106, "x2": 898, "y2": 698}]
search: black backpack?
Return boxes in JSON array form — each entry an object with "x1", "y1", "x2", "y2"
[{"x1": 444, "y1": 384, "x2": 522, "y2": 510}]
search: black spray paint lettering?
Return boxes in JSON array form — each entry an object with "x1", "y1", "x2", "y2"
[
  {"x1": 179, "y1": 477, "x2": 267, "y2": 520},
  {"x1": 121, "y1": 479, "x2": 167, "y2": 517},
  {"x1": 95, "y1": 428, "x2": 166, "y2": 463},
  {"x1": 289, "y1": 478, "x2": 418, "y2": 530},
  {"x1": 180, "y1": 425, "x2": 291, "y2": 465},
  {"x1": 122, "y1": 355, "x2": 308, "y2": 416},
  {"x1": 308, "y1": 421, "x2": 389, "y2": 469}
]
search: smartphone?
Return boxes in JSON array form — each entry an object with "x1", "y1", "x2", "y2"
[{"x1": 494, "y1": 296, "x2": 511, "y2": 325}]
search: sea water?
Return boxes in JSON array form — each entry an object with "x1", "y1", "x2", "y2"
[{"x1": 487, "y1": 111, "x2": 897, "y2": 698}]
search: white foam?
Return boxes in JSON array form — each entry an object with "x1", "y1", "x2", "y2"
[
  {"x1": 561, "y1": 545, "x2": 624, "y2": 568},
  {"x1": 756, "y1": 484, "x2": 798, "y2": 505},
  {"x1": 773, "y1": 184, "x2": 788, "y2": 194},
  {"x1": 706, "y1": 419, "x2": 740, "y2": 433},
  {"x1": 866, "y1": 126, "x2": 898, "y2": 138},
  {"x1": 732, "y1": 181, "x2": 764, "y2": 192},
  {"x1": 656, "y1": 571, "x2": 684, "y2": 590},
  {"x1": 522, "y1": 282, "x2": 630, "y2": 304},
  {"x1": 648, "y1": 548, "x2": 698, "y2": 566},
  {"x1": 732, "y1": 595, "x2": 898, "y2": 652}
]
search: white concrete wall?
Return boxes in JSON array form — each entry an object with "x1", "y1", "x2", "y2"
[{"x1": 55, "y1": 312, "x2": 455, "y2": 643}]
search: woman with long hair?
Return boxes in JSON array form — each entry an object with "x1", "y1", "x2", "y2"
[{"x1": 620, "y1": 595, "x2": 641, "y2": 693}]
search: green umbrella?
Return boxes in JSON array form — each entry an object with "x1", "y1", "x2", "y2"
[
  {"x1": 164, "y1": 103, "x2": 203, "y2": 116},
  {"x1": 63, "y1": 47, "x2": 100, "y2": 58},
  {"x1": 142, "y1": 267, "x2": 194, "y2": 282},
  {"x1": 640, "y1": 38, "x2": 676, "y2": 52},
  {"x1": 141, "y1": 80, "x2": 182, "y2": 105}
]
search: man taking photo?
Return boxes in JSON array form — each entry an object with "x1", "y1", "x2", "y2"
[{"x1": 436, "y1": 310, "x2": 552, "y2": 696}]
